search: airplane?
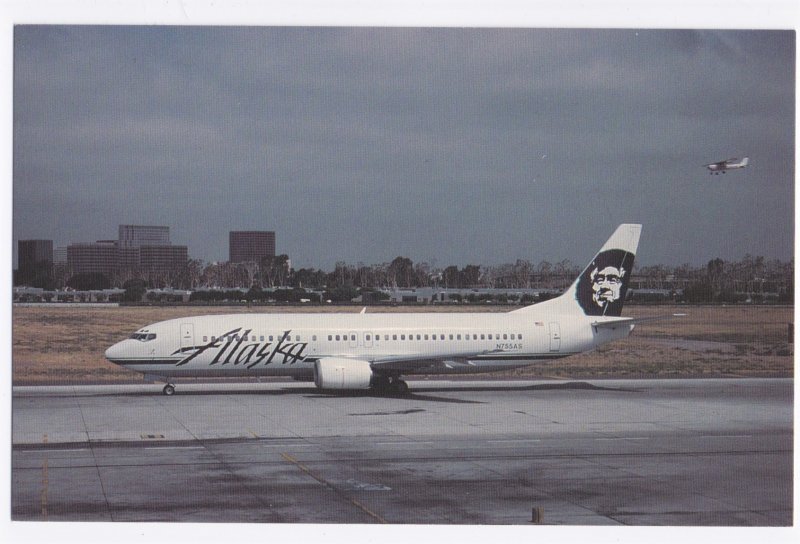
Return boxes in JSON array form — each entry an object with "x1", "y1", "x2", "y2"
[
  {"x1": 703, "y1": 157, "x2": 749, "y2": 174},
  {"x1": 105, "y1": 224, "x2": 672, "y2": 396}
]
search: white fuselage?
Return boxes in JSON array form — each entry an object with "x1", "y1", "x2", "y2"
[
  {"x1": 104, "y1": 310, "x2": 631, "y2": 379},
  {"x1": 105, "y1": 223, "x2": 644, "y2": 391},
  {"x1": 707, "y1": 158, "x2": 749, "y2": 172}
]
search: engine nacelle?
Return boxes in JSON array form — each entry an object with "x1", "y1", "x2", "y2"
[{"x1": 313, "y1": 357, "x2": 373, "y2": 390}]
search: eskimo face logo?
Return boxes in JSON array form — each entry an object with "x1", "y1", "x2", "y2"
[
  {"x1": 576, "y1": 249, "x2": 634, "y2": 316},
  {"x1": 591, "y1": 265, "x2": 626, "y2": 307}
]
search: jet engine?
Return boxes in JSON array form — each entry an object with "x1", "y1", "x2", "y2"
[{"x1": 313, "y1": 357, "x2": 373, "y2": 390}]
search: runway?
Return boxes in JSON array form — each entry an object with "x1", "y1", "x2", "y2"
[{"x1": 11, "y1": 378, "x2": 793, "y2": 525}]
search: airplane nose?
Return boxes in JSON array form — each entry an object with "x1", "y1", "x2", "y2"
[{"x1": 105, "y1": 341, "x2": 126, "y2": 363}]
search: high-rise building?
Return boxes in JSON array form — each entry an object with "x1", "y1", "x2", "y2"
[
  {"x1": 17, "y1": 240, "x2": 53, "y2": 284},
  {"x1": 139, "y1": 245, "x2": 188, "y2": 274},
  {"x1": 118, "y1": 225, "x2": 170, "y2": 249},
  {"x1": 117, "y1": 224, "x2": 188, "y2": 274},
  {"x1": 18, "y1": 240, "x2": 53, "y2": 270},
  {"x1": 53, "y1": 246, "x2": 68, "y2": 265},
  {"x1": 229, "y1": 231, "x2": 276, "y2": 263},
  {"x1": 67, "y1": 241, "x2": 118, "y2": 277}
]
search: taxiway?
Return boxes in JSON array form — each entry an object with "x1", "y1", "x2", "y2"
[{"x1": 11, "y1": 378, "x2": 793, "y2": 525}]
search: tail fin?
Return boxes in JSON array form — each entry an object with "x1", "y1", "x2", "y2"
[
  {"x1": 740, "y1": 157, "x2": 749, "y2": 167},
  {"x1": 514, "y1": 224, "x2": 642, "y2": 317}
]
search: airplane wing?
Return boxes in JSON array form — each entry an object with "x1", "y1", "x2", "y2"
[{"x1": 366, "y1": 347, "x2": 516, "y2": 372}]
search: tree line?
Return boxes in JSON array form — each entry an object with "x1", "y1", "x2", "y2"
[{"x1": 16, "y1": 253, "x2": 793, "y2": 304}]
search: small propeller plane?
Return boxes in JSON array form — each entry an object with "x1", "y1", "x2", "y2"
[{"x1": 704, "y1": 157, "x2": 749, "y2": 174}]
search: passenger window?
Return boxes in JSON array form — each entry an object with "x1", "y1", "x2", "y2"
[
  {"x1": 269, "y1": 335, "x2": 274, "y2": 341},
  {"x1": 335, "y1": 335, "x2": 340, "y2": 341},
  {"x1": 366, "y1": 334, "x2": 371, "y2": 341},
  {"x1": 487, "y1": 334, "x2": 492, "y2": 340},
  {"x1": 449, "y1": 334, "x2": 454, "y2": 340},
  {"x1": 457, "y1": 334, "x2": 461, "y2": 340},
  {"x1": 328, "y1": 335, "x2": 332, "y2": 341},
  {"x1": 481, "y1": 334, "x2": 485, "y2": 340},
  {"x1": 312, "y1": 335, "x2": 317, "y2": 341},
  {"x1": 519, "y1": 334, "x2": 523, "y2": 340},
  {"x1": 401, "y1": 334, "x2": 406, "y2": 340},
  {"x1": 393, "y1": 334, "x2": 397, "y2": 340},
  {"x1": 203, "y1": 336, "x2": 208, "y2": 342},
  {"x1": 424, "y1": 334, "x2": 429, "y2": 340},
  {"x1": 211, "y1": 336, "x2": 216, "y2": 342}
]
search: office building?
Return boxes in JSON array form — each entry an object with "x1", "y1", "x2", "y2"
[
  {"x1": 53, "y1": 246, "x2": 68, "y2": 265},
  {"x1": 67, "y1": 241, "x2": 118, "y2": 277},
  {"x1": 17, "y1": 239, "x2": 53, "y2": 284},
  {"x1": 119, "y1": 225, "x2": 170, "y2": 249},
  {"x1": 229, "y1": 231, "x2": 276, "y2": 263},
  {"x1": 139, "y1": 245, "x2": 188, "y2": 274}
]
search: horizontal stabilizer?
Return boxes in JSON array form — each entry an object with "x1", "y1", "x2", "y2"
[{"x1": 591, "y1": 313, "x2": 686, "y2": 330}]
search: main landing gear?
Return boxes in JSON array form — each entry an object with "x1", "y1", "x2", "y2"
[{"x1": 371, "y1": 374, "x2": 410, "y2": 395}]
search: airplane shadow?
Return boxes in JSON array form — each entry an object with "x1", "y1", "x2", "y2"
[{"x1": 109, "y1": 380, "x2": 641, "y2": 403}]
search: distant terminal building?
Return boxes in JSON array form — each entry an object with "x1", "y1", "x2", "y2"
[
  {"x1": 118, "y1": 225, "x2": 170, "y2": 249},
  {"x1": 229, "y1": 231, "x2": 276, "y2": 263},
  {"x1": 17, "y1": 239, "x2": 53, "y2": 284}
]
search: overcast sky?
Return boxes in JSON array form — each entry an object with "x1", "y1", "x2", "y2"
[{"x1": 12, "y1": 26, "x2": 795, "y2": 270}]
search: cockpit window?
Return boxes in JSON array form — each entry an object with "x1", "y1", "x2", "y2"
[{"x1": 129, "y1": 333, "x2": 157, "y2": 341}]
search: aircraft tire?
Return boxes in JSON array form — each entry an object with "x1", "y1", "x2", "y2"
[
  {"x1": 371, "y1": 375, "x2": 391, "y2": 392},
  {"x1": 163, "y1": 384, "x2": 175, "y2": 396},
  {"x1": 394, "y1": 380, "x2": 409, "y2": 395}
]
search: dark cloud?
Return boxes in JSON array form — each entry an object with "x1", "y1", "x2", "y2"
[{"x1": 13, "y1": 27, "x2": 794, "y2": 269}]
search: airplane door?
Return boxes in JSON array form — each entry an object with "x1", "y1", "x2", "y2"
[
  {"x1": 180, "y1": 323, "x2": 195, "y2": 351},
  {"x1": 548, "y1": 322, "x2": 561, "y2": 352}
]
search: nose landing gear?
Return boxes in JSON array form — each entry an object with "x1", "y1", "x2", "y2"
[{"x1": 162, "y1": 383, "x2": 176, "y2": 396}]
